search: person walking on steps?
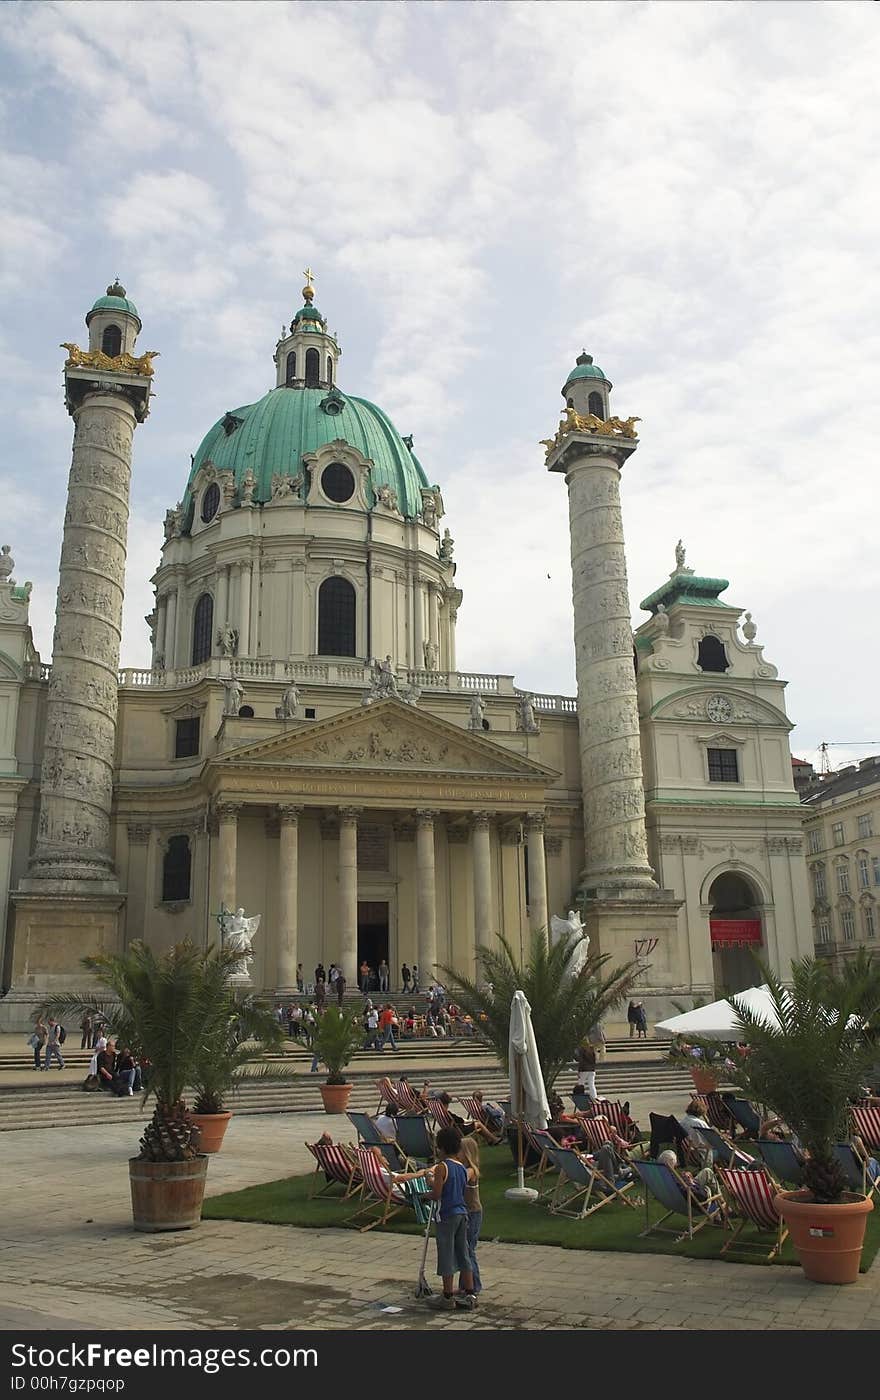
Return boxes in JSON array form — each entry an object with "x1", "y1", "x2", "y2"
[
  {"x1": 378, "y1": 1003, "x2": 399, "y2": 1052},
  {"x1": 29, "y1": 1019, "x2": 48, "y2": 1070},
  {"x1": 575, "y1": 1039, "x2": 598, "y2": 1102},
  {"x1": 335, "y1": 968, "x2": 347, "y2": 1007},
  {"x1": 43, "y1": 1018, "x2": 65, "y2": 1071}
]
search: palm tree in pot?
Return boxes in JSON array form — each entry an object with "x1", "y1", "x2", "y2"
[
  {"x1": 189, "y1": 996, "x2": 294, "y2": 1152},
  {"x1": 727, "y1": 957, "x2": 879, "y2": 1283},
  {"x1": 311, "y1": 1006, "x2": 364, "y2": 1113}
]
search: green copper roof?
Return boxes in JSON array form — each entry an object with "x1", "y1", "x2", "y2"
[
  {"x1": 293, "y1": 304, "x2": 323, "y2": 324},
  {"x1": 563, "y1": 352, "x2": 609, "y2": 387},
  {"x1": 86, "y1": 294, "x2": 141, "y2": 326},
  {"x1": 640, "y1": 570, "x2": 731, "y2": 613},
  {"x1": 184, "y1": 386, "x2": 430, "y2": 518}
]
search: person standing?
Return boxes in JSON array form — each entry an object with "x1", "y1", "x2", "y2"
[
  {"x1": 314, "y1": 962, "x2": 326, "y2": 989},
  {"x1": 459, "y1": 1134, "x2": 483, "y2": 1296},
  {"x1": 575, "y1": 1039, "x2": 598, "y2": 1101},
  {"x1": 412, "y1": 964, "x2": 421, "y2": 993},
  {"x1": 401, "y1": 963, "x2": 411, "y2": 993},
  {"x1": 426, "y1": 1126, "x2": 477, "y2": 1311},
  {"x1": 636, "y1": 1001, "x2": 648, "y2": 1039},
  {"x1": 335, "y1": 968, "x2": 347, "y2": 1006},
  {"x1": 30, "y1": 1020, "x2": 48, "y2": 1070},
  {"x1": 296, "y1": 963, "x2": 304, "y2": 993},
  {"x1": 79, "y1": 1014, "x2": 92, "y2": 1050},
  {"x1": 43, "y1": 1018, "x2": 65, "y2": 1071},
  {"x1": 363, "y1": 1003, "x2": 380, "y2": 1050},
  {"x1": 359, "y1": 959, "x2": 371, "y2": 995},
  {"x1": 378, "y1": 958, "x2": 389, "y2": 993},
  {"x1": 588, "y1": 1021, "x2": 607, "y2": 1060},
  {"x1": 627, "y1": 1001, "x2": 638, "y2": 1039},
  {"x1": 315, "y1": 978, "x2": 326, "y2": 1011}
]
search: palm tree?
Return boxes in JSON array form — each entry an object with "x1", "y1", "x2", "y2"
[
  {"x1": 46, "y1": 941, "x2": 248, "y2": 1161},
  {"x1": 725, "y1": 957, "x2": 880, "y2": 1202},
  {"x1": 438, "y1": 929, "x2": 640, "y2": 1093},
  {"x1": 190, "y1": 996, "x2": 294, "y2": 1116}
]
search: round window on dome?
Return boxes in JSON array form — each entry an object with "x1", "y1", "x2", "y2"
[
  {"x1": 322, "y1": 463, "x2": 355, "y2": 504},
  {"x1": 201, "y1": 482, "x2": 220, "y2": 523}
]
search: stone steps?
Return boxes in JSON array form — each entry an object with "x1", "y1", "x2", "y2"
[{"x1": 0, "y1": 1060, "x2": 692, "y2": 1132}]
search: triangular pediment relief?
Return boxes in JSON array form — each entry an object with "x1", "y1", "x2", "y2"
[
  {"x1": 652, "y1": 688, "x2": 789, "y2": 727},
  {"x1": 214, "y1": 698, "x2": 556, "y2": 782}
]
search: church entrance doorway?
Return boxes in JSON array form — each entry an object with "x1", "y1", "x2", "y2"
[
  {"x1": 357, "y1": 900, "x2": 389, "y2": 992},
  {"x1": 708, "y1": 872, "x2": 763, "y2": 997}
]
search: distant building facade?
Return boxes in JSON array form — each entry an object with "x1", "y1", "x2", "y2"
[{"x1": 801, "y1": 757, "x2": 880, "y2": 967}]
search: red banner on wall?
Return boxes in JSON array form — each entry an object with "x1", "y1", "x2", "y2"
[{"x1": 710, "y1": 918, "x2": 762, "y2": 948}]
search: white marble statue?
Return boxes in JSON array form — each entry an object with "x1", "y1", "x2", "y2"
[
  {"x1": 423, "y1": 639, "x2": 439, "y2": 671},
  {"x1": 654, "y1": 602, "x2": 670, "y2": 634},
  {"x1": 468, "y1": 693, "x2": 486, "y2": 730},
  {"x1": 222, "y1": 907, "x2": 261, "y2": 979},
  {"x1": 439, "y1": 528, "x2": 454, "y2": 564},
  {"x1": 0, "y1": 545, "x2": 14, "y2": 581},
  {"x1": 222, "y1": 676, "x2": 244, "y2": 716},
  {"x1": 276, "y1": 681, "x2": 300, "y2": 720},
  {"x1": 517, "y1": 693, "x2": 540, "y2": 734},
  {"x1": 217, "y1": 623, "x2": 238, "y2": 657},
  {"x1": 550, "y1": 908, "x2": 591, "y2": 978}
]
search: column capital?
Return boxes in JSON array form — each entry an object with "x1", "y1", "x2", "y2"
[
  {"x1": 215, "y1": 801, "x2": 243, "y2": 822},
  {"x1": 277, "y1": 804, "x2": 303, "y2": 825},
  {"x1": 126, "y1": 824, "x2": 152, "y2": 844},
  {"x1": 525, "y1": 811, "x2": 546, "y2": 835},
  {"x1": 416, "y1": 809, "x2": 439, "y2": 826},
  {"x1": 471, "y1": 810, "x2": 493, "y2": 831},
  {"x1": 338, "y1": 806, "x2": 362, "y2": 825}
]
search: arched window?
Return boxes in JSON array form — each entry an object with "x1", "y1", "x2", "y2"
[
  {"x1": 101, "y1": 324, "x2": 122, "y2": 357},
  {"x1": 305, "y1": 347, "x2": 320, "y2": 387},
  {"x1": 697, "y1": 635, "x2": 729, "y2": 672},
  {"x1": 318, "y1": 576, "x2": 356, "y2": 657},
  {"x1": 162, "y1": 835, "x2": 191, "y2": 902},
  {"x1": 588, "y1": 391, "x2": 605, "y2": 419},
  {"x1": 327, "y1": 356, "x2": 333, "y2": 385},
  {"x1": 191, "y1": 593, "x2": 213, "y2": 666},
  {"x1": 238, "y1": 704, "x2": 255, "y2": 718},
  {"x1": 286, "y1": 351, "x2": 296, "y2": 385}
]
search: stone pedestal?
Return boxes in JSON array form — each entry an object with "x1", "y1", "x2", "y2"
[
  {"x1": 0, "y1": 891, "x2": 125, "y2": 1030},
  {"x1": 581, "y1": 891, "x2": 683, "y2": 1032}
]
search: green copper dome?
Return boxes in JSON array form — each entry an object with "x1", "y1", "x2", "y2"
[
  {"x1": 293, "y1": 304, "x2": 323, "y2": 325},
  {"x1": 184, "y1": 387, "x2": 430, "y2": 518},
  {"x1": 563, "y1": 352, "x2": 609, "y2": 387},
  {"x1": 86, "y1": 281, "x2": 141, "y2": 328}
]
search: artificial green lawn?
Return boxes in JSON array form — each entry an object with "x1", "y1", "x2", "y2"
[{"x1": 204, "y1": 1148, "x2": 880, "y2": 1271}]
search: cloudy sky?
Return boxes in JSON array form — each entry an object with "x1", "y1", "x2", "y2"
[{"x1": 1, "y1": 0, "x2": 877, "y2": 770}]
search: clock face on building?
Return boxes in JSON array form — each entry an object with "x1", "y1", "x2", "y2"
[{"x1": 706, "y1": 694, "x2": 732, "y2": 723}]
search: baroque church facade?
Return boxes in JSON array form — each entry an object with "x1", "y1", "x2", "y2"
[{"x1": 0, "y1": 276, "x2": 813, "y2": 1029}]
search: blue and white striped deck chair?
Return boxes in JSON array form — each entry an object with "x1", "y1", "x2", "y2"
[
  {"x1": 402, "y1": 1173, "x2": 434, "y2": 1226},
  {"x1": 546, "y1": 1144, "x2": 639, "y2": 1219},
  {"x1": 755, "y1": 1140, "x2": 807, "y2": 1188},
  {"x1": 395, "y1": 1113, "x2": 434, "y2": 1162},
  {"x1": 696, "y1": 1127, "x2": 757, "y2": 1170},
  {"x1": 634, "y1": 1159, "x2": 725, "y2": 1241},
  {"x1": 834, "y1": 1143, "x2": 880, "y2": 1200}
]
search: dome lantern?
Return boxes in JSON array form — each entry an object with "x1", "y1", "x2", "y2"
[
  {"x1": 562, "y1": 349, "x2": 612, "y2": 420},
  {"x1": 274, "y1": 267, "x2": 341, "y2": 391},
  {"x1": 85, "y1": 278, "x2": 142, "y2": 356}
]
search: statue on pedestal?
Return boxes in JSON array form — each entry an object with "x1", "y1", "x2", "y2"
[
  {"x1": 468, "y1": 693, "x2": 486, "y2": 730},
  {"x1": 222, "y1": 676, "x2": 244, "y2": 716},
  {"x1": 275, "y1": 681, "x2": 300, "y2": 720},
  {"x1": 516, "y1": 693, "x2": 540, "y2": 734},
  {"x1": 217, "y1": 623, "x2": 239, "y2": 657},
  {"x1": 0, "y1": 545, "x2": 15, "y2": 581},
  {"x1": 219, "y1": 906, "x2": 261, "y2": 980}
]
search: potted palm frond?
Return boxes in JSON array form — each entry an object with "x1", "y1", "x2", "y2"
[
  {"x1": 727, "y1": 958, "x2": 878, "y2": 1284},
  {"x1": 47, "y1": 940, "x2": 245, "y2": 1231},
  {"x1": 312, "y1": 1007, "x2": 364, "y2": 1113},
  {"x1": 189, "y1": 996, "x2": 292, "y2": 1153}
]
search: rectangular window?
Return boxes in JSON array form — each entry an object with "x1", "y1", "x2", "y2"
[
  {"x1": 865, "y1": 907, "x2": 876, "y2": 940},
  {"x1": 812, "y1": 866, "x2": 826, "y2": 900},
  {"x1": 874, "y1": 857, "x2": 880, "y2": 886},
  {"x1": 707, "y1": 748, "x2": 739, "y2": 783},
  {"x1": 174, "y1": 717, "x2": 201, "y2": 759},
  {"x1": 857, "y1": 814, "x2": 873, "y2": 839},
  {"x1": 859, "y1": 857, "x2": 870, "y2": 889},
  {"x1": 836, "y1": 864, "x2": 850, "y2": 896},
  {"x1": 816, "y1": 919, "x2": 830, "y2": 945},
  {"x1": 841, "y1": 909, "x2": 856, "y2": 942},
  {"x1": 807, "y1": 829, "x2": 822, "y2": 855},
  {"x1": 832, "y1": 822, "x2": 845, "y2": 846}
]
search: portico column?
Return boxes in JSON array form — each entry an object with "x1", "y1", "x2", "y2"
[
  {"x1": 164, "y1": 587, "x2": 177, "y2": 670},
  {"x1": 238, "y1": 562, "x2": 252, "y2": 657},
  {"x1": 472, "y1": 811, "x2": 494, "y2": 947},
  {"x1": 174, "y1": 575, "x2": 186, "y2": 669},
  {"x1": 525, "y1": 812, "x2": 549, "y2": 938},
  {"x1": 416, "y1": 810, "x2": 438, "y2": 980},
  {"x1": 413, "y1": 576, "x2": 424, "y2": 671},
  {"x1": 216, "y1": 802, "x2": 241, "y2": 914},
  {"x1": 214, "y1": 566, "x2": 229, "y2": 656},
  {"x1": 277, "y1": 805, "x2": 302, "y2": 991},
  {"x1": 338, "y1": 807, "x2": 360, "y2": 986},
  {"x1": 155, "y1": 596, "x2": 167, "y2": 667}
]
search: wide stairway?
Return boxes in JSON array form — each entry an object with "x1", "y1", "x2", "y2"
[{"x1": 0, "y1": 1040, "x2": 691, "y2": 1132}]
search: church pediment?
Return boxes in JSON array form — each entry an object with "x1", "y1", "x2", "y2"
[
  {"x1": 213, "y1": 698, "x2": 557, "y2": 782},
  {"x1": 651, "y1": 688, "x2": 790, "y2": 727}
]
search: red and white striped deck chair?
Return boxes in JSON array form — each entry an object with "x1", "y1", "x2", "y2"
[
  {"x1": 592, "y1": 1099, "x2": 639, "y2": 1143},
  {"x1": 375, "y1": 1076, "x2": 403, "y2": 1114},
  {"x1": 306, "y1": 1140, "x2": 362, "y2": 1200},
  {"x1": 576, "y1": 1115, "x2": 615, "y2": 1154},
  {"x1": 459, "y1": 1096, "x2": 489, "y2": 1127},
  {"x1": 427, "y1": 1097, "x2": 457, "y2": 1130},
  {"x1": 718, "y1": 1167, "x2": 788, "y2": 1261},
  {"x1": 851, "y1": 1105, "x2": 880, "y2": 1152},
  {"x1": 700, "y1": 1092, "x2": 736, "y2": 1136},
  {"x1": 395, "y1": 1080, "x2": 427, "y2": 1115},
  {"x1": 345, "y1": 1147, "x2": 408, "y2": 1231}
]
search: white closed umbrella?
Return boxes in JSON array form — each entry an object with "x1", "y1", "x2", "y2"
[{"x1": 506, "y1": 990, "x2": 550, "y2": 1203}]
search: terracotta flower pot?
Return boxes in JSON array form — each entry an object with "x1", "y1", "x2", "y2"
[
  {"x1": 776, "y1": 1189, "x2": 874, "y2": 1284},
  {"x1": 189, "y1": 1111, "x2": 233, "y2": 1154},
  {"x1": 129, "y1": 1155, "x2": 208, "y2": 1232},
  {"x1": 690, "y1": 1066, "x2": 720, "y2": 1094},
  {"x1": 320, "y1": 1082, "x2": 353, "y2": 1114}
]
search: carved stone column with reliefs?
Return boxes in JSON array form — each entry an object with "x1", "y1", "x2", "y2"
[
  {"x1": 276, "y1": 805, "x2": 302, "y2": 991},
  {"x1": 525, "y1": 811, "x2": 549, "y2": 937},
  {"x1": 216, "y1": 802, "x2": 242, "y2": 914},
  {"x1": 26, "y1": 367, "x2": 151, "y2": 888},
  {"x1": 416, "y1": 810, "x2": 438, "y2": 980},
  {"x1": 472, "y1": 811, "x2": 494, "y2": 948},
  {"x1": 338, "y1": 807, "x2": 360, "y2": 986}
]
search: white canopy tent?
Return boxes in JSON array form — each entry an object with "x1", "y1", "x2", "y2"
[{"x1": 655, "y1": 985, "x2": 780, "y2": 1039}]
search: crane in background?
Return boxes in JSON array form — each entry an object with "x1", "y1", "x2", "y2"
[{"x1": 817, "y1": 741, "x2": 880, "y2": 775}]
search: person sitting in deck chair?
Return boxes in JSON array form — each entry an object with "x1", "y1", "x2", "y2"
[{"x1": 657, "y1": 1149, "x2": 725, "y2": 1218}]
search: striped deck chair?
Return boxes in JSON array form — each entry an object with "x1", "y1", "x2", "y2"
[
  {"x1": 755, "y1": 1140, "x2": 806, "y2": 1188},
  {"x1": 345, "y1": 1147, "x2": 408, "y2": 1231},
  {"x1": 460, "y1": 1096, "x2": 505, "y2": 1140},
  {"x1": 725, "y1": 1098, "x2": 761, "y2": 1139},
  {"x1": 577, "y1": 1115, "x2": 614, "y2": 1153},
  {"x1": 427, "y1": 1098, "x2": 457, "y2": 1130},
  {"x1": 547, "y1": 1144, "x2": 640, "y2": 1219},
  {"x1": 396, "y1": 1080, "x2": 427, "y2": 1115},
  {"x1": 851, "y1": 1105, "x2": 880, "y2": 1152},
  {"x1": 347, "y1": 1111, "x2": 387, "y2": 1147},
  {"x1": 718, "y1": 1167, "x2": 788, "y2": 1261},
  {"x1": 592, "y1": 1099, "x2": 640, "y2": 1142},
  {"x1": 401, "y1": 1173, "x2": 434, "y2": 1226},
  {"x1": 634, "y1": 1159, "x2": 725, "y2": 1240},
  {"x1": 696, "y1": 1126, "x2": 757, "y2": 1170},
  {"x1": 834, "y1": 1143, "x2": 880, "y2": 1199},
  {"x1": 700, "y1": 1092, "x2": 737, "y2": 1135},
  {"x1": 375, "y1": 1076, "x2": 403, "y2": 1114},
  {"x1": 306, "y1": 1140, "x2": 361, "y2": 1200},
  {"x1": 395, "y1": 1113, "x2": 434, "y2": 1161}
]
